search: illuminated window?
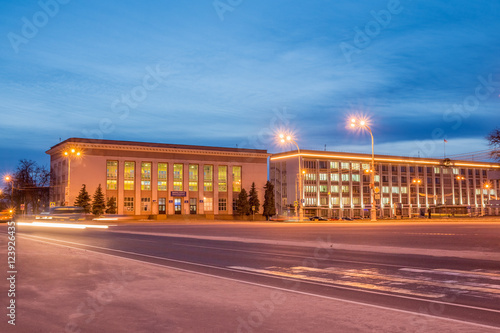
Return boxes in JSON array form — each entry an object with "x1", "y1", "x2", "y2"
[
  {"x1": 331, "y1": 185, "x2": 339, "y2": 193},
  {"x1": 331, "y1": 197, "x2": 339, "y2": 205},
  {"x1": 330, "y1": 162, "x2": 338, "y2": 169},
  {"x1": 352, "y1": 163, "x2": 360, "y2": 170},
  {"x1": 341, "y1": 185, "x2": 349, "y2": 193},
  {"x1": 392, "y1": 187, "x2": 399, "y2": 194},
  {"x1": 319, "y1": 173, "x2": 328, "y2": 181},
  {"x1": 204, "y1": 165, "x2": 213, "y2": 191},
  {"x1": 342, "y1": 197, "x2": 350, "y2": 205},
  {"x1": 141, "y1": 197, "x2": 151, "y2": 212},
  {"x1": 107, "y1": 161, "x2": 117, "y2": 190},
  {"x1": 204, "y1": 197, "x2": 213, "y2": 211},
  {"x1": 341, "y1": 174, "x2": 349, "y2": 181},
  {"x1": 330, "y1": 173, "x2": 339, "y2": 181},
  {"x1": 158, "y1": 163, "x2": 167, "y2": 191},
  {"x1": 233, "y1": 166, "x2": 242, "y2": 192},
  {"x1": 434, "y1": 167, "x2": 440, "y2": 174},
  {"x1": 124, "y1": 162, "x2": 135, "y2": 190},
  {"x1": 189, "y1": 164, "x2": 198, "y2": 191},
  {"x1": 319, "y1": 185, "x2": 328, "y2": 193},
  {"x1": 141, "y1": 162, "x2": 151, "y2": 190},
  {"x1": 362, "y1": 163, "x2": 370, "y2": 170},
  {"x1": 401, "y1": 187, "x2": 407, "y2": 194},
  {"x1": 320, "y1": 197, "x2": 328, "y2": 206},
  {"x1": 173, "y1": 164, "x2": 183, "y2": 191},
  {"x1": 218, "y1": 166, "x2": 227, "y2": 192},
  {"x1": 382, "y1": 197, "x2": 390, "y2": 204},
  {"x1": 341, "y1": 162, "x2": 350, "y2": 170},
  {"x1": 352, "y1": 174, "x2": 360, "y2": 182},
  {"x1": 382, "y1": 186, "x2": 389, "y2": 193},
  {"x1": 352, "y1": 197, "x2": 360, "y2": 204},
  {"x1": 305, "y1": 173, "x2": 316, "y2": 181}
]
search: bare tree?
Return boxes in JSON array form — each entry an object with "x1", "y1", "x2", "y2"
[{"x1": 487, "y1": 128, "x2": 500, "y2": 161}]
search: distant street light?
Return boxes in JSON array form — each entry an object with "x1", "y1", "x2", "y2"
[
  {"x1": 63, "y1": 148, "x2": 82, "y2": 205},
  {"x1": 278, "y1": 133, "x2": 304, "y2": 221},
  {"x1": 4, "y1": 175, "x2": 14, "y2": 207},
  {"x1": 412, "y1": 178, "x2": 422, "y2": 211},
  {"x1": 349, "y1": 118, "x2": 377, "y2": 221},
  {"x1": 482, "y1": 182, "x2": 491, "y2": 216}
]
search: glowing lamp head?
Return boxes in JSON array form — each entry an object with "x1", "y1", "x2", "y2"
[
  {"x1": 280, "y1": 139, "x2": 285, "y2": 143},
  {"x1": 360, "y1": 120, "x2": 366, "y2": 126},
  {"x1": 71, "y1": 149, "x2": 75, "y2": 153},
  {"x1": 286, "y1": 135, "x2": 292, "y2": 141},
  {"x1": 5, "y1": 176, "x2": 11, "y2": 181},
  {"x1": 64, "y1": 151, "x2": 68, "y2": 156},
  {"x1": 76, "y1": 152, "x2": 81, "y2": 156},
  {"x1": 279, "y1": 133, "x2": 284, "y2": 139},
  {"x1": 351, "y1": 118, "x2": 356, "y2": 123}
]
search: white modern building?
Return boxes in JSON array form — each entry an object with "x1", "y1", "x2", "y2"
[{"x1": 270, "y1": 150, "x2": 500, "y2": 218}]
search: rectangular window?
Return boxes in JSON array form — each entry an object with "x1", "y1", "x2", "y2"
[
  {"x1": 319, "y1": 185, "x2": 328, "y2": 193},
  {"x1": 342, "y1": 197, "x2": 350, "y2": 205},
  {"x1": 141, "y1": 197, "x2": 151, "y2": 212},
  {"x1": 218, "y1": 166, "x2": 227, "y2": 192},
  {"x1": 331, "y1": 197, "x2": 339, "y2": 205},
  {"x1": 352, "y1": 197, "x2": 360, "y2": 205},
  {"x1": 341, "y1": 185, "x2": 349, "y2": 193},
  {"x1": 107, "y1": 161, "x2": 118, "y2": 190},
  {"x1": 341, "y1": 174, "x2": 349, "y2": 182},
  {"x1": 330, "y1": 173, "x2": 339, "y2": 181},
  {"x1": 341, "y1": 162, "x2": 350, "y2": 170},
  {"x1": 158, "y1": 163, "x2": 167, "y2": 191},
  {"x1": 401, "y1": 187, "x2": 407, "y2": 194},
  {"x1": 124, "y1": 162, "x2": 135, "y2": 190},
  {"x1": 382, "y1": 186, "x2": 390, "y2": 193},
  {"x1": 305, "y1": 173, "x2": 317, "y2": 181},
  {"x1": 319, "y1": 161, "x2": 328, "y2": 169},
  {"x1": 189, "y1": 164, "x2": 198, "y2": 191},
  {"x1": 173, "y1": 164, "x2": 183, "y2": 191},
  {"x1": 352, "y1": 163, "x2": 360, "y2": 170},
  {"x1": 218, "y1": 198, "x2": 227, "y2": 211},
  {"x1": 320, "y1": 197, "x2": 328, "y2": 206},
  {"x1": 158, "y1": 198, "x2": 166, "y2": 214},
  {"x1": 330, "y1": 161, "x2": 339, "y2": 169},
  {"x1": 331, "y1": 185, "x2": 339, "y2": 193},
  {"x1": 124, "y1": 197, "x2": 134, "y2": 212},
  {"x1": 352, "y1": 174, "x2": 360, "y2": 182},
  {"x1": 362, "y1": 163, "x2": 370, "y2": 171},
  {"x1": 141, "y1": 162, "x2": 151, "y2": 190},
  {"x1": 204, "y1": 165, "x2": 213, "y2": 191},
  {"x1": 319, "y1": 173, "x2": 328, "y2": 181},
  {"x1": 204, "y1": 197, "x2": 213, "y2": 211},
  {"x1": 233, "y1": 166, "x2": 242, "y2": 192},
  {"x1": 382, "y1": 197, "x2": 390, "y2": 204},
  {"x1": 392, "y1": 187, "x2": 399, "y2": 194},
  {"x1": 434, "y1": 167, "x2": 440, "y2": 174}
]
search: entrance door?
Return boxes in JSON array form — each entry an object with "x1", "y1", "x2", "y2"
[
  {"x1": 158, "y1": 198, "x2": 166, "y2": 214},
  {"x1": 174, "y1": 198, "x2": 182, "y2": 214},
  {"x1": 189, "y1": 198, "x2": 197, "y2": 214}
]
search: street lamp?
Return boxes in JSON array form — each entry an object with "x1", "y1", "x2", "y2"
[
  {"x1": 482, "y1": 182, "x2": 491, "y2": 216},
  {"x1": 412, "y1": 178, "x2": 422, "y2": 208},
  {"x1": 4, "y1": 175, "x2": 14, "y2": 207},
  {"x1": 278, "y1": 133, "x2": 304, "y2": 221},
  {"x1": 349, "y1": 118, "x2": 377, "y2": 221},
  {"x1": 63, "y1": 148, "x2": 82, "y2": 205}
]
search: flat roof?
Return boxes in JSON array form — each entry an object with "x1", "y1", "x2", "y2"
[
  {"x1": 271, "y1": 149, "x2": 500, "y2": 169},
  {"x1": 47, "y1": 138, "x2": 268, "y2": 155}
]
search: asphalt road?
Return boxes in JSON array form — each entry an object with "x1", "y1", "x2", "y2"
[{"x1": 5, "y1": 220, "x2": 500, "y2": 331}]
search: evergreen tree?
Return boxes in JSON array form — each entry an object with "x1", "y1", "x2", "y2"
[
  {"x1": 263, "y1": 181, "x2": 276, "y2": 220},
  {"x1": 248, "y1": 182, "x2": 260, "y2": 214},
  {"x1": 106, "y1": 196, "x2": 117, "y2": 214},
  {"x1": 236, "y1": 188, "x2": 250, "y2": 215},
  {"x1": 91, "y1": 184, "x2": 106, "y2": 216},
  {"x1": 74, "y1": 184, "x2": 91, "y2": 213}
]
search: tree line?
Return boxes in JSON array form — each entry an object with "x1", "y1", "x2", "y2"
[
  {"x1": 235, "y1": 181, "x2": 276, "y2": 220},
  {"x1": 74, "y1": 184, "x2": 116, "y2": 216}
]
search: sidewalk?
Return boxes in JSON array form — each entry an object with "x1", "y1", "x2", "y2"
[{"x1": 1, "y1": 236, "x2": 497, "y2": 333}]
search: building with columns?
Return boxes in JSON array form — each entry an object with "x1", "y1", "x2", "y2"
[
  {"x1": 47, "y1": 138, "x2": 269, "y2": 218},
  {"x1": 270, "y1": 150, "x2": 500, "y2": 218}
]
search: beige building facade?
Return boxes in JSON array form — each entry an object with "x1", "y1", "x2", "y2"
[
  {"x1": 271, "y1": 150, "x2": 500, "y2": 218},
  {"x1": 47, "y1": 138, "x2": 269, "y2": 217}
]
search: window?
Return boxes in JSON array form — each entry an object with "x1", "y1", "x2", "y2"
[
  {"x1": 304, "y1": 161, "x2": 317, "y2": 169},
  {"x1": 233, "y1": 166, "x2": 242, "y2": 192},
  {"x1": 341, "y1": 174, "x2": 349, "y2": 182},
  {"x1": 218, "y1": 166, "x2": 227, "y2": 192},
  {"x1": 320, "y1": 197, "x2": 328, "y2": 206},
  {"x1": 305, "y1": 197, "x2": 317, "y2": 206},
  {"x1": 409, "y1": 166, "x2": 415, "y2": 173},
  {"x1": 218, "y1": 198, "x2": 227, "y2": 211},
  {"x1": 330, "y1": 173, "x2": 339, "y2": 181},
  {"x1": 204, "y1": 165, "x2": 213, "y2": 191},
  {"x1": 204, "y1": 197, "x2": 213, "y2": 211},
  {"x1": 319, "y1": 173, "x2": 328, "y2": 181},
  {"x1": 418, "y1": 167, "x2": 424, "y2": 173},
  {"x1": 189, "y1": 164, "x2": 198, "y2": 191},
  {"x1": 330, "y1": 162, "x2": 338, "y2": 169},
  {"x1": 434, "y1": 167, "x2": 440, "y2": 174},
  {"x1": 362, "y1": 163, "x2": 370, "y2": 171},
  {"x1": 319, "y1": 161, "x2": 328, "y2": 169},
  {"x1": 305, "y1": 173, "x2": 316, "y2": 181},
  {"x1": 331, "y1": 197, "x2": 339, "y2": 205},
  {"x1": 173, "y1": 164, "x2": 183, "y2": 191},
  {"x1": 341, "y1": 162, "x2": 350, "y2": 170},
  {"x1": 158, "y1": 163, "x2": 167, "y2": 191},
  {"x1": 124, "y1": 162, "x2": 135, "y2": 190},
  {"x1": 319, "y1": 185, "x2": 328, "y2": 193},
  {"x1": 124, "y1": 197, "x2": 134, "y2": 212},
  {"x1": 158, "y1": 198, "x2": 166, "y2": 214},
  {"x1": 141, "y1": 162, "x2": 151, "y2": 190},
  {"x1": 352, "y1": 163, "x2": 360, "y2": 170},
  {"x1": 331, "y1": 185, "x2": 339, "y2": 193},
  {"x1": 382, "y1": 197, "x2": 390, "y2": 204},
  {"x1": 342, "y1": 197, "x2": 350, "y2": 205},
  {"x1": 352, "y1": 197, "x2": 360, "y2": 205},
  {"x1": 352, "y1": 174, "x2": 360, "y2": 182},
  {"x1": 141, "y1": 197, "x2": 151, "y2": 212},
  {"x1": 401, "y1": 166, "x2": 407, "y2": 173},
  {"x1": 107, "y1": 161, "x2": 117, "y2": 190},
  {"x1": 392, "y1": 166, "x2": 398, "y2": 172},
  {"x1": 401, "y1": 187, "x2": 407, "y2": 194},
  {"x1": 382, "y1": 186, "x2": 390, "y2": 193},
  {"x1": 305, "y1": 186, "x2": 317, "y2": 193},
  {"x1": 392, "y1": 187, "x2": 399, "y2": 194},
  {"x1": 341, "y1": 185, "x2": 349, "y2": 193}
]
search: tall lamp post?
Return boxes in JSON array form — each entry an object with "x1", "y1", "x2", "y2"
[
  {"x1": 4, "y1": 175, "x2": 14, "y2": 207},
  {"x1": 349, "y1": 118, "x2": 377, "y2": 222},
  {"x1": 278, "y1": 133, "x2": 304, "y2": 221},
  {"x1": 63, "y1": 148, "x2": 82, "y2": 206},
  {"x1": 482, "y1": 182, "x2": 491, "y2": 217}
]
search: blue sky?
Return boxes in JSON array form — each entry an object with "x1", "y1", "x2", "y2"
[{"x1": 1, "y1": 0, "x2": 499, "y2": 174}]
